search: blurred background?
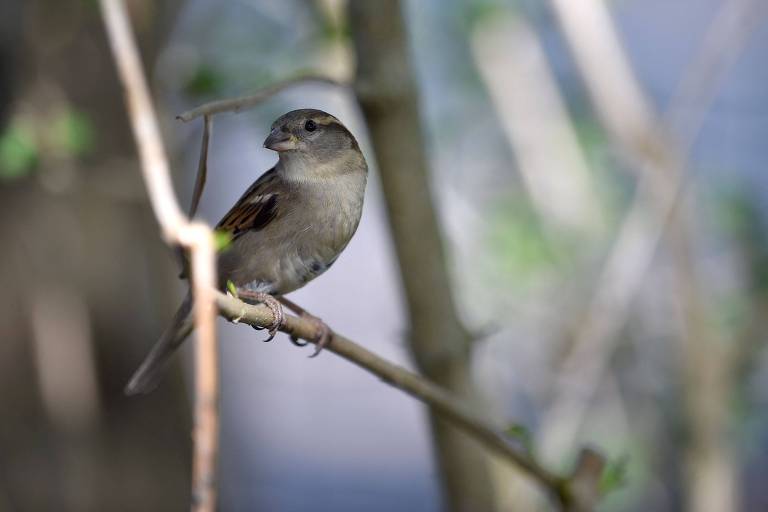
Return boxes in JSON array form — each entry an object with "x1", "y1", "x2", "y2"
[{"x1": 1, "y1": 0, "x2": 767, "y2": 511}]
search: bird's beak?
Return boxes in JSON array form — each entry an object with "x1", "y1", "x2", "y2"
[{"x1": 263, "y1": 130, "x2": 297, "y2": 152}]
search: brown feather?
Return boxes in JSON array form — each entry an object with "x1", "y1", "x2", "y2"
[{"x1": 216, "y1": 168, "x2": 280, "y2": 241}]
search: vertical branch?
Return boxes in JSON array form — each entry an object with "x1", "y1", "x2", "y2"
[
  {"x1": 97, "y1": 1, "x2": 219, "y2": 511},
  {"x1": 348, "y1": 2, "x2": 499, "y2": 511},
  {"x1": 189, "y1": 237, "x2": 218, "y2": 511}
]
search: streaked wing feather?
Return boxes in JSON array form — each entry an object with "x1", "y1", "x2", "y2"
[{"x1": 216, "y1": 167, "x2": 280, "y2": 240}]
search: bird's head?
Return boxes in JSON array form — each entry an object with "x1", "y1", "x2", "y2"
[{"x1": 263, "y1": 109, "x2": 362, "y2": 172}]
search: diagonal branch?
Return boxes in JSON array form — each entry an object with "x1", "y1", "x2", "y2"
[
  {"x1": 214, "y1": 291, "x2": 600, "y2": 510},
  {"x1": 176, "y1": 75, "x2": 346, "y2": 123}
]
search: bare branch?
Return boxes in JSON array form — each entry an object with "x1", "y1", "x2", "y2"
[
  {"x1": 348, "y1": 2, "x2": 512, "y2": 509},
  {"x1": 189, "y1": 115, "x2": 212, "y2": 218},
  {"x1": 98, "y1": 1, "x2": 219, "y2": 511},
  {"x1": 176, "y1": 75, "x2": 346, "y2": 123},
  {"x1": 214, "y1": 291, "x2": 598, "y2": 509},
  {"x1": 189, "y1": 231, "x2": 218, "y2": 511}
]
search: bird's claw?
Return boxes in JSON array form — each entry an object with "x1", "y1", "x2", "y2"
[
  {"x1": 261, "y1": 298, "x2": 283, "y2": 342},
  {"x1": 289, "y1": 334, "x2": 309, "y2": 347},
  {"x1": 236, "y1": 289, "x2": 284, "y2": 343},
  {"x1": 274, "y1": 297, "x2": 331, "y2": 355},
  {"x1": 303, "y1": 314, "x2": 332, "y2": 358}
]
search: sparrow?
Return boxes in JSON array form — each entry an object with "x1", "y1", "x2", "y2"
[{"x1": 125, "y1": 109, "x2": 368, "y2": 395}]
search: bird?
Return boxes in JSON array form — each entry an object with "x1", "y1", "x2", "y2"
[{"x1": 125, "y1": 108, "x2": 368, "y2": 395}]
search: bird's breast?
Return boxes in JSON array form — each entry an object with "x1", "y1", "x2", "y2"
[
  {"x1": 287, "y1": 179, "x2": 365, "y2": 289},
  {"x1": 232, "y1": 171, "x2": 366, "y2": 296}
]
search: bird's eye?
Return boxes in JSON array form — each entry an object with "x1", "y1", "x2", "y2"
[{"x1": 304, "y1": 120, "x2": 317, "y2": 132}]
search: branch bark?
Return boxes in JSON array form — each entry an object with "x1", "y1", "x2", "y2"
[
  {"x1": 346, "y1": 1, "x2": 574, "y2": 510},
  {"x1": 98, "y1": 1, "x2": 218, "y2": 511},
  {"x1": 176, "y1": 75, "x2": 345, "y2": 122},
  {"x1": 214, "y1": 291, "x2": 597, "y2": 508}
]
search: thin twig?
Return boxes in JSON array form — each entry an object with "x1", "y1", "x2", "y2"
[
  {"x1": 176, "y1": 75, "x2": 346, "y2": 122},
  {"x1": 214, "y1": 291, "x2": 594, "y2": 509},
  {"x1": 189, "y1": 115, "x2": 212, "y2": 218},
  {"x1": 98, "y1": 1, "x2": 219, "y2": 511}
]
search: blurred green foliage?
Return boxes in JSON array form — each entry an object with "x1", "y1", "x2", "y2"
[
  {"x1": 715, "y1": 187, "x2": 768, "y2": 295},
  {"x1": 570, "y1": 115, "x2": 632, "y2": 226},
  {"x1": 318, "y1": 8, "x2": 349, "y2": 42},
  {"x1": 0, "y1": 124, "x2": 38, "y2": 180},
  {"x1": 0, "y1": 108, "x2": 95, "y2": 182},
  {"x1": 51, "y1": 109, "x2": 95, "y2": 158},
  {"x1": 184, "y1": 65, "x2": 225, "y2": 97},
  {"x1": 460, "y1": 0, "x2": 511, "y2": 32},
  {"x1": 488, "y1": 196, "x2": 567, "y2": 286},
  {"x1": 599, "y1": 454, "x2": 629, "y2": 497}
]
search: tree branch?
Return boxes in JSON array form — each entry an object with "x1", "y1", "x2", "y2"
[
  {"x1": 215, "y1": 291, "x2": 601, "y2": 509},
  {"x1": 176, "y1": 75, "x2": 345, "y2": 123},
  {"x1": 348, "y1": 2, "x2": 507, "y2": 509},
  {"x1": 98, "y1": 1, "x2": 219, "y2": 511}
]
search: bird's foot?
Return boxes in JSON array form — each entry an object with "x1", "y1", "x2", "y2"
[
  {"x1": 291, "y1": 311, "x2": 333, "y2": 357},
  {"x1": 236, "y1": 290, "x2": 284, "y2": 342},
  {"x1": 276, "y1": 297, "x2": 332, "y2": 357}
]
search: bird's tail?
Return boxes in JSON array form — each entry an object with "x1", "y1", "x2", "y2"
[{"x1": 125, "y1": 295, "x2": 194, "y2": 395}]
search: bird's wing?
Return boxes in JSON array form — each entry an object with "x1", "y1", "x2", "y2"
[
  {"x1": 216, "y1": 167, "x2": 281, "y2": 242},
  {"x1": 178, "y1": 167, "x2": 283, "y2": 281}
]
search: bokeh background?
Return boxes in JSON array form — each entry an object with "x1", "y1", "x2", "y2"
[{"x1": 1, "y1": 0, "x2": 767, "y2": 511}]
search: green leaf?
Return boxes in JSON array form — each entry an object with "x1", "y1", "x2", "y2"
[
  {"x1": 0, "y1": 124, "x2": 38, "y2": 180},
  {"x1": 599, "y1": 454, "x2": 629, "y2": 496},
  {"x1": 214, "y1": 230, "x2": 232, "y2": 252},
  {"x1": 226, "y1": 280, "x2": 238, "y2": 298}
]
